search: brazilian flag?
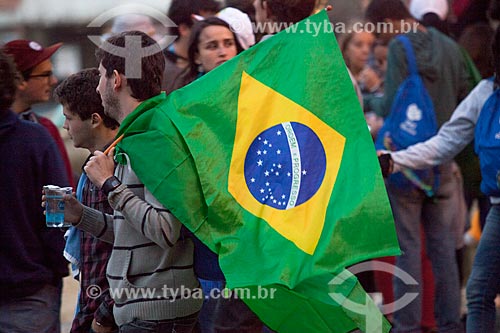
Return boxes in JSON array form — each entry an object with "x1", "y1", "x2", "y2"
[{"x1": 115, "y1": 10, "x2": 399, "y2": 333}]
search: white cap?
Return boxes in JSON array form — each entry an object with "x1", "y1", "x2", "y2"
[
  {"x1": 216, "y1": 7, "x2": 255, "y2": 50},
  {"x1": 409, "y1": 0, "x2": 449, "y2": 21}
]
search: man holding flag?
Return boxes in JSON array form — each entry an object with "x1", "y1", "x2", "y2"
[
  {"x1": 159, "y1": 10, "x2": 400, "y2": 330},
  {"x1": 57, "y1": 31, "x2": 203, "y2": 332},
  {"x1": 61, "y1": 9, "x2": 400, "y2": 332}
]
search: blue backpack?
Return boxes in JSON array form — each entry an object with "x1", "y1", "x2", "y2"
[
  {"x1": 475, "y1": 83, "x2": 500, "y2": 197},
  {"x1": 375, "y1": 35, "x2": 439, "y2": 196}
]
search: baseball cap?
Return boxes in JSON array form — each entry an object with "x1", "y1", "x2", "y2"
[
  {"x1": 2, "y1": 40, "x2": 62, "y2": 72},
  {"x1": 409, "y1": 0, "x2": 449, "y2": 21}
]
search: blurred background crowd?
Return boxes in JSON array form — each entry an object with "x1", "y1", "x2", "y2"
[{"x1": 0, "y1": 0, "x2": 495, "y2": 182}]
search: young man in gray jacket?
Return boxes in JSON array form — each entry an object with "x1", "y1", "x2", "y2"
[{"x1": 55, "y1": 31, "x2": 202, "y2": 332}]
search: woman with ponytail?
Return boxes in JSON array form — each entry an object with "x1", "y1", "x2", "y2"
[{"x1": 378, "y1": 25, "x2": 500, "y2": 332}]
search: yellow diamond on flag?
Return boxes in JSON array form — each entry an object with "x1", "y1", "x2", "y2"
[{"x1": 228, "y1": 72, "x2": 346, "y2": 254}]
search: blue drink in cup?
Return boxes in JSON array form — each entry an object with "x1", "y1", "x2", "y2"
[{"x1": 44, "y1": 185, "x2": 73, "y2": 227}]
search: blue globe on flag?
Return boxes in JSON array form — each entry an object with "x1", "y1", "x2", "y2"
[{"x1": 244, "y1": 122, "x2": 327, "y2": 210}]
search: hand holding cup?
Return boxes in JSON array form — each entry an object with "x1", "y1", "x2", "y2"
[{"x1": 42, "y1": 187, "x2": 83, "y2": 227}]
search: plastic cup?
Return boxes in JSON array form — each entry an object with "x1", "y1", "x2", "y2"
[{"x1": 43, "y1": 185, "x2": 73, "y2": 227}]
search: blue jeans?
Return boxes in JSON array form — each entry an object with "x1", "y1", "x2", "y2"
[
  {"x1": 387, "y1": 163, "x2": 463, "y2": 333},
  {"x1": 118, "y1": 312, "x2": 199, "y2": 333},
  {"x1": 0, "y1": 283, "x2": 62, "y2": 333},
  {"x1": 466, "y1": 204, "x2": 500, "y2": 332}
]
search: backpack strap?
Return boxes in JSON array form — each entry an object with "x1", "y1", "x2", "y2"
[
  {"x1": 392, "y1": 35, "x2": 440, "y2": 197},
  {"x1": 395, "y1": 35, "x2": 418, "y2": 76},
  {"x1": 401, "y1": 167, "x2": 440, "y2": 198}
]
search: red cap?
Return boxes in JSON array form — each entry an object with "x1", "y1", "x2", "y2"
[{"x1": 2, "y1": 40, "x2": 62, "y2": 72}]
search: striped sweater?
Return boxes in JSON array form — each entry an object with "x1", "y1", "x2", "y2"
[{"x1": 76, "y1": 155, "x2": 202, "y2": 325}]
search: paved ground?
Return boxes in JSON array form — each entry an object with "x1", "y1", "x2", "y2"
[{"x1": 61, "y1": 274, "x2": 79, "y2": 332}]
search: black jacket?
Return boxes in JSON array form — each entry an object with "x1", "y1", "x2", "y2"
[{"x1": 0, "y1": 110, "x2": 69, "y2": 301}]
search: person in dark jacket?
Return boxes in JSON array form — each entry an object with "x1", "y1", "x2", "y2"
[
  {"x1": 0, "y1": 50, "x2": 70, "y2": 333},
  {"x1": 378, "y1": 25, "x2": 500, "y2": 333},
  {"x1": 365, "y1": 1, "x2": 470, "y2": 332},
  {"x1": 54, "y1": 31, "x2": 202, "y2": 333}
]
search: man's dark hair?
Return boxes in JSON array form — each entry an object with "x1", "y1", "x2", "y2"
[
  {"x1": 0, "y1": 50, "x2": 18, "y2": 113},
  {"x1": 54, "y1": 68, "x2": 119, "y2": 129},
  {"x1": 264, "y1": 0, "x2": 315, "y2": 24},
  {"x1": 225, "y1": 0, "x2": 256, "y2": 21},
  {"x1": 167, "y1": 0, "x2": 220, "y2": 36},
  {"x1": 95, "y1": 31, "x2": 164, "y2": 101},
  {"x1": 421, "y1": 12, "x2": 449, "y2": 35},
  {"x1": 199, "y1": 0, "x2": 220, "y2": 14},
  {"x1": 365, "y1": 0, "x2": 412, "y2": 24}
]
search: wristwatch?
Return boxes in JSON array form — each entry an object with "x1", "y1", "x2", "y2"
[{"x1": 101, "y1": 176, "x2": 122, "y2": 196}]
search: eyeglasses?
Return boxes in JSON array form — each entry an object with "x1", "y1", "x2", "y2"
[{"x1": 29, "y1": 71, "x2": 54, "y2": 79}]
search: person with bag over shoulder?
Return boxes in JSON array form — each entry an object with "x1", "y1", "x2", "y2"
[
  {"x1": 365, "y1": 0, "x2": 472, "y2": 332},
  {"x1": 379, "y1": 25, "x2": 500, "y2": 333}
]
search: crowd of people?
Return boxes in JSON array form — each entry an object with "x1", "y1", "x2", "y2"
[{"x1": 1, "y1": 0, "x2": 500, "y2": 332}]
